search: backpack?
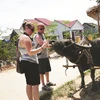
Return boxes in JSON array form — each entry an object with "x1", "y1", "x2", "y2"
[{"x1": 16, "y1": 39, "x2": 24, "y2": 74}]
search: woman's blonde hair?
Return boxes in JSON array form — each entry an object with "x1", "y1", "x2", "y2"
[{"x1": 22, "y1": 21, "x2": 34, "y2": 31}]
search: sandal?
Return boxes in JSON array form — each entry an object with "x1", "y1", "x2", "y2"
[{"x1": 46, "y1": 82, "x2": 56, "y2": 86}]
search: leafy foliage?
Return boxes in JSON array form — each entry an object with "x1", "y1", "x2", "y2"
[
  {"x1": 96, "y1": 0, "x2": 100, "y2": 3},
  {"x1": 62, "y1": 20, "x2": 70, "y2": 24},
  {"x1": 63, "y1": 31, "x2": 70, "y2": 39},
  {"x1": 45, "y1": 22, "x2": 58, "y2": 40},
  {"x1": 91, "y1": 0, "x2": 100, "y2": 3},
  {"x1": 45, "y1": 22, "x2": 58, "y2": 34},
  {"x1": 82, "y1": 31, "x2": 99, "y2": 40},
  {"x1": 45, "y1": 33, "x2": 57, "y2": 41},
  {"x1": 0, "y1": 35, "x2": 19, "y2": 61}
]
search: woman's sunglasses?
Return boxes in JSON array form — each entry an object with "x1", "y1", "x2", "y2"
[{"x1": 28, "y1": 27, "x2": 34, "y2": 32}]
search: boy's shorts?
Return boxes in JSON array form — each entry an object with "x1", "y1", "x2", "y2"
[{"x1": 38, "y1": 58, "x2": 51, "y2": 74}]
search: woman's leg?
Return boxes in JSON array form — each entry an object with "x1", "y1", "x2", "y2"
[
  {"x1": 26, "y1": 85, "x2": 33, "y2": 100},
  {"x1": 32, "y1": 85, "x2": 39, "y2": 100}
]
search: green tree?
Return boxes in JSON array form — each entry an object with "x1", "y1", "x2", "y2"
[
  {"x1": 45, "y1": 22, "x2": 58, "y2": 34},
  {"x1": 96, "y1": 0, "x2": 100, "y2": 3},
  {"x1": 62, "y1": 20, "x2": 70, "y2": 24},
  {"x1": 0, "y1": 34, "x2": 19, "y2": 61},
  {"x1": 0, "y1": 27, "x2": 19, "y2": 61},
  {"x1": 91, "y1": 0, "x2": 100, "y2": 3},
  {"x1": 45, "y1": 22, "x2": 58, "y2": 40}
]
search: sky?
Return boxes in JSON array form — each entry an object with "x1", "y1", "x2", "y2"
[{"x1": 0, "y1": 0, "x2": 97, "y2": 29}]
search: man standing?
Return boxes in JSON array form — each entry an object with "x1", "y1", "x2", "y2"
[{"x1": 33, "y1": 23, "x2": 56, "y2": 91}]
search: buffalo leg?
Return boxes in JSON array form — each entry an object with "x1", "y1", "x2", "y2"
[
  {"x1": 90, "y1": 68, "x2": 97, "y2": 91},
  {"x1": 78, "y1": 67, "x2": 85, "y2": 88}
]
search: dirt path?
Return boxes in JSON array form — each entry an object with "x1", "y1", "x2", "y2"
[
  {"x1": 0, "y1": 57, "x2": 80, "y2": 100},
  {"x1": 0, "y1": 69, "x2": 27, "y2": 100},
  {"x1": 1, "y1": 57, "x2": 100, "y2": 100}
]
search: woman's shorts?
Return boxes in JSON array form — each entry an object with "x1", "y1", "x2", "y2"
[
  {"x1": 21, "y1": 60, "x2": 40, "y2": 86},
  {"x1": 38, "y1": 58, "x2": 51, "y2": 74}
]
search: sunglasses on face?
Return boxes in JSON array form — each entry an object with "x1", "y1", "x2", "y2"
[
  {"x1": 40, "y1": 28, "x2": 45, "y2": 30},
  {"x1": 28, "y1": 27, "x2": 34, "y2": 32}
]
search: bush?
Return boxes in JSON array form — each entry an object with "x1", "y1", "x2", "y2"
[
  {"x1": 82, "y1": 32, "x2": 99, "y2": 40},
  {"x1": 45, "y1": 34, "x2": 57, "y2": 41},
  {"x1": 63, "y1": 32, "x2": 70, "y2": 39},
  {"x1": 91, "y1": 33, "x2": 99, "y2": 39}
]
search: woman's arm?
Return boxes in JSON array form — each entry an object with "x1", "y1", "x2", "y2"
[{"x1": 21, "y1": 36, "x2": 48, "y2": 56}]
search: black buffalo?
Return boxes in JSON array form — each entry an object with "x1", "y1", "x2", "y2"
[{"x1": 50, "y1": 38, "x2": 100, "y2": 91}]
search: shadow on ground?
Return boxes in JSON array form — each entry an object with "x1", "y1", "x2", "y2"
[{"x1": 73, "y1": 76, "x2": 100, "y2": 100}]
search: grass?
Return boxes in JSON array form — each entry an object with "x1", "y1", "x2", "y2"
[
  {"x1": 40, "y1": 80, "x2": 77, "y2": 100},
  {"x1": 40, "y1": 70, "x2": 91, "y2": 100}
]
